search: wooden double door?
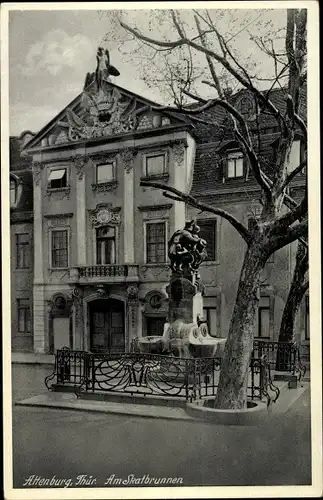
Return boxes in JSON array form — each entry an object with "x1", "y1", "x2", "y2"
[{"x1": 89, "y1": 299, "x2": 125, "y2": 353}]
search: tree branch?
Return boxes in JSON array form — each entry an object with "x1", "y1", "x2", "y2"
[
  {"x1": 279, "y1": 159, "x2": 307, "y2": 193},
  {"x1": 140, "y1": 180, "x2": 252, "y2": 244},
  {"x1": 151, "y1": 98, "x2": 273, "y2": 199},
  {"x1": 119, "y1": 18, "x2": 287, "y2": 130},
  {"x1": 272, "y1": 217, "x2": 308, "y2": 252}
]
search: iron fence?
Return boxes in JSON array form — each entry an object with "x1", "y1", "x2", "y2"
[
  {"x1": 45, "y1": 349, "x2": 280, "y2": 406},
  {"x1": 45, "y1": 347, "x2": 88, "y2": 389},
  {"x1": 252, "y1": 339, "x2": 306, "y2": 380}
]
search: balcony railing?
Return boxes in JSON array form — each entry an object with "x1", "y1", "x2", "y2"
[
  {"x1": 69, "y1": 264, "x2": 139, "y2": 282},
  {"x1": 79, "y1": 265, "x2": 128, "y2": 278}
]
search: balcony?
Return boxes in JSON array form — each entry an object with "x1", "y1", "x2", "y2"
[{"x1": 69, "y1": 264, "x2": 139, "y2": 284}]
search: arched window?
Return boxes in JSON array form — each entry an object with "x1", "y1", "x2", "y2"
[{"x1": 10, "y1": 177, "x2": 17, "y2": 206}]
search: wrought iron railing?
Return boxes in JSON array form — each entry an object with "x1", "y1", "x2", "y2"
[
  {"x1": 252, "y1": 339, "x2": 306, "y2": 380},
  {"x1": 77, "y1": 265, "x2": 128, "y2": 278},
  {"x1": 45, "y1": 347, "x2": 88, "y2": 389},
  {"x1": 46, "y1": 349, "x2": 280, "y2": 406}
]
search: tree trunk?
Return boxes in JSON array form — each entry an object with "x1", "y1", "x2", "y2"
[
  {"x1": 214, "y1": 244, "x2": 268, "y2": 409},
  {"x1": 276, "y1": 242, "x2": 308, "y2": 370}
]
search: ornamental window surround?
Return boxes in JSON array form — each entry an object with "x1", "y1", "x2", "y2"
[
  {"x1": 96, "y1": 162, "x2": 116, "y2": 184},
  {"x1": 96, "y1": 226, "x2": 116, "y2": 265},
  {"x1": 144, "y1": 220, "x2": 167, "y2": 264},
  {"x1": 50, "y1": 228, "x2": 69, "y2": 269},
  {"x1": 142, "y1": 150, "x2": 169, "y2": 180},
  {"x1": 47, "y1": 166, "x2": 68, "y2": 190}
]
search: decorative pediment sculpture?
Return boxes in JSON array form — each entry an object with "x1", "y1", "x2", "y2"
[
  {"x1": 89, "y1": 204, "x2": 121, "y2": 227},
  {"x1": 168, "y1": 220, "x2": 207, "y2": 276}
]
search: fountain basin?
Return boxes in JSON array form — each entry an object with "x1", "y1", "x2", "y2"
[
  {"x1": 137, "y1": 336, "x2": 164, "y2": 354},
  {"x1": 189, "y1": 337, "x2": 226, "y2": 358}
]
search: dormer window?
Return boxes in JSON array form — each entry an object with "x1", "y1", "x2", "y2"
[
  {"x1": 48, "y1": 168, "x2": 67, "y2": 189},
  {"x1": 227, "y1": 151, "x2": 244, "y2": 178},
  {"x1": 10, "y1": 178, "x2": 17, "y2": 206}
]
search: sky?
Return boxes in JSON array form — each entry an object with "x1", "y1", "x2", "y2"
[{"x1": 8, "y1": 8, "x2": 287, "y2": 137}]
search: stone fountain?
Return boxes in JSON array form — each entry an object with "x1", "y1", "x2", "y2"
[{"x1": 138, "y1": 220, "x2": 226, "y2": 358}]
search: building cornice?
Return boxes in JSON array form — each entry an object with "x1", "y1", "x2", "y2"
[{"x1": 138, "y1": 204, "x2": 173, "y2": 212}]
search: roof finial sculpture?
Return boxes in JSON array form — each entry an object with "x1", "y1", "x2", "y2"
[{"x1": 95, "y1": 47, "x2": 120, "y2": 92}]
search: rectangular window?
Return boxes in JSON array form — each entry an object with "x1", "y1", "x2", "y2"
[
  {"x1": 16, "y1": 233, "x2": 30, "y2": 269},
  {"x1": 96, "y1": 226, "x2": 116, "y2": 264},
  {"x1": 96, "y1": 163, "x2": 115, "y2": 184},
  {"x1": 17, "y1": 299, "x2": 31, "y2": 333},
  {"x1": 203, "y1": 307, "x2": 217, "y2": 337},
  {"x1": 227, "y1": 151, "x2": 244, "y2": 178},
  {"x1": 257, "y1": 296, "x2": 270, "y2": 338},
  {"x1": 197, "y1": 219, "x2": 217, "y2": 261},
  {"x1": 305, "y1": 296, "x2": 310, "y2": 339},
  {"x1": 145, "y1": 154, "x2": 166, "y2": 177},
  {"x1": 146, "y1": 222, "x2": 166, "y2": 263},
  {"x1": 51, "y1": 230, "x2": 68, "y2": 268},
  {"x1": 48, "y1": 168, "x2": 67, "y2": 189}
]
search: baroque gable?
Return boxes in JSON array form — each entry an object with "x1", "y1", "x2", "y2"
[{"x1": 23, "y1": 50, "x2": 188, "y2": 151}]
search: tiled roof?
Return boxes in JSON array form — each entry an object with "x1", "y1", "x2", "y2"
[
  {"x1": 190, "y1": 86, "x2": 307, "y2": 195},
  {"x1": 10, "y1": 137, "x2": 32, "y2": 171}
]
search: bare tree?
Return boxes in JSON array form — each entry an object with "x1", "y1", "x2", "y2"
[
  {"x1": 115, "y1": 8, "x2": 307, "y2": 409},
  {"x1": 278, "y1": 240, "x2": 308, "y2": 344}
]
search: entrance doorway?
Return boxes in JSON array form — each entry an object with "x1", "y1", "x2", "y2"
[{"x1": 89, "y1": 299, "x2": 125, "y2": 353}]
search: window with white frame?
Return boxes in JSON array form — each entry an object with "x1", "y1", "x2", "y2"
[
  {"x1": 146, "y1": 222, "x2": 166, "y2": 263},
  {"x1": 227, "y1": 151, "x2": 244, "y2": 178},
  {"x1": 17, "y1": 298, "x2": 31, "y2": 333},
  {"x1": 145, "y1": 153, "x2": 167, "y2": 177},
  {"x1": 96, "y1": 226, "x2": 116, "y2": 265},
  {"x1": 48, "y1": 168, "x2": 67, "y2": 189},
  {"x1": 96, "y1": 162, "x2": 115, "y2": 184},
  {"x1": 51, "y1": 230, "x2": 68, "y2": 268}
]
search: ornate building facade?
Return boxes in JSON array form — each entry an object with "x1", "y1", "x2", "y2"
[{"x1": 10, "y1": 59, "x2": 308, "y2": 354}]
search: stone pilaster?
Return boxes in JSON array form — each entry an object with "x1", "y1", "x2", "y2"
[
  {"x1": 33, "y1": 285, "x2": 46, "y2": 353},
  {"x1": 127, "y1": 285, "x2": 139, "y2": 350},
  {"x1": 72, "y1": 287, "x2": 84, "y2": 350},
  {"x1": 171, "y1": 140, "x2": 187, "y2": 233},
  {"x1": 121, "y1": 148, "x2": 136, "y2": 263},
  {"x1": 32, "y1": 162, "x2": 46, "y2": 352},
  {"x1": 73, "y1": 155, "x2": 88, "y2": 266}
]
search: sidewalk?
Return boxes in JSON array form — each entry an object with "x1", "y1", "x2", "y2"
[
  {"x1": 15, "y1": 381, "x2": 310, "y2": 422},
  {"x1": 11, "y1": 352, "x2": 55, "y2": 365}
]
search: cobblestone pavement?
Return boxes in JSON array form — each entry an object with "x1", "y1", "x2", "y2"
[{"x1": 11, "y1": 364, "x2": 312, "y2": 489}]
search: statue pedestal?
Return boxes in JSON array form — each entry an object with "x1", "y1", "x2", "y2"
[{"x1": 166, "y1": 274, "x2": 203, "y2": 325}]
